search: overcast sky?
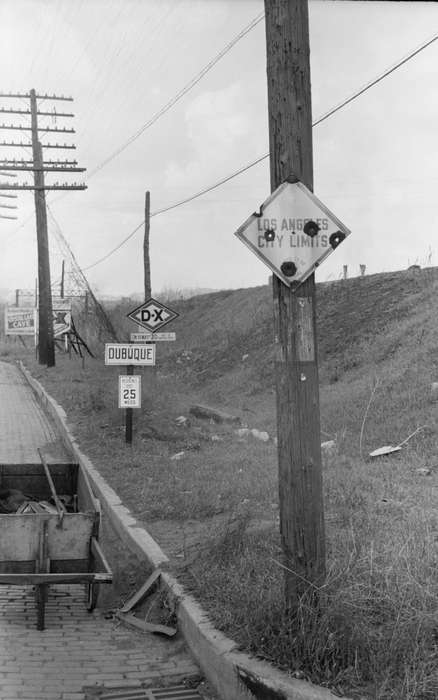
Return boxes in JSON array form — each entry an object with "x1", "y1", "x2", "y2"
[{"x1": 0, "y1": 0, "x2": 437, "y2": 298}]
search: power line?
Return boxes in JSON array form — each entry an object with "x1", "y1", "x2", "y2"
[
  {"x1": 44, "y1": 9, "x2": 264, "y2": 214},
  {"x1": 82, "y1": 155, "x2": 268, "y2": 271},
  {"x1": 313, "y1": 31, "x2": 438, "y2": 128},
  {"x1": 80, "y1": 30, "x2": 437, "y2": 272},
  {"x1": 87, "y1": 11, "x2": 265, "y2": 178}
]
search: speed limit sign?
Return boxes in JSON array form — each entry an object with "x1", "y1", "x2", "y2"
[{"x1": 118, "y1": 375, "x2": 141, "y2": 408}]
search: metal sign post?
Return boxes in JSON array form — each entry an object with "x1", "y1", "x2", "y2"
[
  {"x1": 125, "y1": 366, "x2": 134, "y2": 444},
  {"x1": 105, "y1": 343, "x2": 153, "y2": 445}
]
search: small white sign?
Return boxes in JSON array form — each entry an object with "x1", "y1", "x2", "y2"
[
  {"x1": 235, "y1": 180, "x2": 350, "y2": 287},
  {"x1": 105, "y1": 343, "x2": 156, "y2": 366},
  {"x1": 118, "y1": 375, "x2": 141, "y2": 408},
  {"x1": 130, "y1": 332, "x2": 176, "y2": 342}
]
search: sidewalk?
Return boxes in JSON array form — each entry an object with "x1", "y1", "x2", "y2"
[
  {"x1": 0, "y1": 361, "x2": 69, "y2": 464},
  {"x1": 0, "y1": 361, "x2": 203, "y2": 700}
]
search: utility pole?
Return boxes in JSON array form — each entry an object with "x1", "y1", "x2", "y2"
[
  {"x1": 265, "y1": 0, "x2": 326, "y2": 606},
  {"x1": 144, "y1": 190, "x2": 151, "y2": 301},
  {"x1": 0, "y1": 90, "x2": 87, "y2": 366},
  {"x1": 31, "y1": 93, "x2": 55, "y2": 367}
]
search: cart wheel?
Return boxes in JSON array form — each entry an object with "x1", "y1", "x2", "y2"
[
  {"x1": 35, "y1": 584, "x2": 47, "y2": 631},
  {"x1": 86, "y1": 582, "x2": 99, "y2": 611}
]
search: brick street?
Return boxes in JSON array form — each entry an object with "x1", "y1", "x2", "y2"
[{"x1": 0, "y1": 361, "x2": 202, "y2": 699}]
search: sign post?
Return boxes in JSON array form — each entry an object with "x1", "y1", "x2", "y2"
[
  {"x1": 125, "y1": 366, "x2": 134, "y2": 444},
  {"x1": 265, "y1": 0, "x2": 325, "y2": 606},
  {"x1": 234, "y1": 1, "x2": 350, "y2": 609},
  {"x1": 106, "y1": 343, "x2": 154, "y2": 445},
  {"x1": 118, "y1": 370, "x2": 142, "y2": 443}
]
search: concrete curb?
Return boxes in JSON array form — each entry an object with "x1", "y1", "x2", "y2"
[{"x1": 19, "y1": 361, "x2": 348, "y2": 700}]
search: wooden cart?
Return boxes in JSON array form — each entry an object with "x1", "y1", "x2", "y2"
[{"x1": 0, "y1": 452, "x2": 112, "y2": 630}]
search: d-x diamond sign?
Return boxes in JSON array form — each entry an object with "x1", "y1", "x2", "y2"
[{"x1": 127, "y1": 298, "x2": 178, "y2": 333}]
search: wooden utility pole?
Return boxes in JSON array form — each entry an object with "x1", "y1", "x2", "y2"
[
  {"x1": 30, "y1": 89, "x2": 55, "y2": 367},
  {"x1": 265, "y1": 0, "x2": 326, "y2": 606},
  {"x1": 0, "y1": 90, "x2": 87, "y2": 366},
  {"x1": 144, "y1": 190, "x2": 151, "y2": 301}
]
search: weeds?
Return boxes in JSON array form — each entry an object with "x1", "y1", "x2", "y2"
[{"x1": 185, "y1": 513, "x2": 438, "y2": 699}]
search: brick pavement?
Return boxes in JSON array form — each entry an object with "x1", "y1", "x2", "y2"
[
  {"x1": 0, "y1": 361, "x2": 205, "y2": 699},
  {"x1": 0, "y1": 361, "x2": 69, "y2": 464},
  {"x1": 0, "y1": 584, "x2": 199, "y2": 700}
]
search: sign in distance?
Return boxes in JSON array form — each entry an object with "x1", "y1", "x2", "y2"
[
  {"x1": 5, "y1": 307, "x2": 36, "y2": 336},
  {"x1": 234, "y1": 180, "x2": 351, "y2": 288},
  {"x1": 130, "y1": 332, "x2": 176, "y2": 342},
  {"x1": 127, "y1": 297, "x2": 178, "y2": 333},
  {"x1": 104, "y1": 343, "x2": 156, "y2": 366},
  {"x1": 118, "y1": 375, "x2": 141, "y2": 408}
]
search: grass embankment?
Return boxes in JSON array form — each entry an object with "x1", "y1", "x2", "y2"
[{"x1": 1, "y1": 267, "x2": 438, "y2": 698}]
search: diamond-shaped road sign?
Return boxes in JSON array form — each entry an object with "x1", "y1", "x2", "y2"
[
  {"x1": 127, "y1": 297, "x2": 179, "y2": 333},
  {"x1": 234, "y1": 180, "x2": 351, "y2": 288}
]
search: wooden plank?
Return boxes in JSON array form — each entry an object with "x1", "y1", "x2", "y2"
[
  {"x1": 0, "y1": 571, "x2": 112, "y2": 585},
  {"x1": 76, "y1": 464, "x2": 99, "y2": 514},
  {"x1": 90, "y1": 537, "x2": 112, "y2": 575},
  {"x1": 0, "y1": 561, "x2": 34, "y2": 574},
  {"x1": 0, "y1": 513, "x2": 94, "y2": 561},
  {"x1": 115, "y1": 611, "x2": 176, "y2": 637},
  {"x1": 119, "y1": 569, "x2": 160, "y2": 614}
]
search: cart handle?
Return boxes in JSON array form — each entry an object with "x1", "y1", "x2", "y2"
[{"x1": 37, "y1": 448, "x2": 65, "y2": 528}]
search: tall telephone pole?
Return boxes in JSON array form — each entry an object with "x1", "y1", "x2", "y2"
[
  {"x1": 265, "y1": 0, "x2": 326, "y2": 606},
  {"x1": 0, "y1": 90, "x2": 87, "y2": 366},
  {"x1": 144, "y1": 190, "x2": 151, "y2": 301}
]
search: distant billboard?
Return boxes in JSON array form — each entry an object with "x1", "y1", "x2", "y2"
[
  {"x1": 5, "y1": 307, "x2": 36, "y2": 336},
  {"x1": 5, "y1": 302, "x2": 72, "y2": 338},
  {"x1": 52, "y1": 300, "x2": 72, "y2": 337}
]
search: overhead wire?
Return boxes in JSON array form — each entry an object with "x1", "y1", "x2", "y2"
[
  {"x1": 77, "y1": 4, "x2": 180, "y2": 156},
  {"x1": 46, "y1": 8, "x2": 265, "y2": 211},
  {"x1": 81, "y1": 155, "x2": 268, "y2": 271},
  {"x1": 86, "y1": 10, "x2": 265, "y2": 178},
  {"x1": 3, "y1": 23, "x2": 437, "y2": 280},
  {"x1": 80, "y1": 30, "x2": 438, "y2": 272},
  {"x1": 312, "y1": 31, "x2": 438, "y2": 128}
]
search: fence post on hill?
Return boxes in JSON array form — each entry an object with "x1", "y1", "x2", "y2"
[
  {"x1": 144, "y1": 191, "x2": 151, "y2": 301},
  {"x1": 265, "y1": 0, "x2": 326, "y2": 608},
  {"x1": 60, "y1": 260, "x2": 65, "y2": 299}
]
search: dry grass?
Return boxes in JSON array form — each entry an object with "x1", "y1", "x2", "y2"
[
  {"x1": 2, "y1": 267, "x2": 438, "y2": 698},
  {"x1": 182, "y1": 512, "x2": 438, "y2": 699}
]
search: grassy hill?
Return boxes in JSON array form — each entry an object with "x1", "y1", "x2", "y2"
[
  {"x1": 141, "y1": 266, "x2": 438, "y2": 457},
  {"x1": 2, "y1": 265, "x2": 438, "y2": 699}
]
